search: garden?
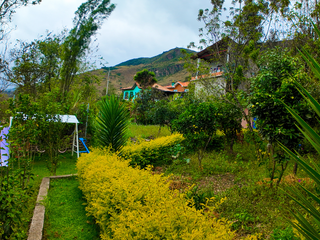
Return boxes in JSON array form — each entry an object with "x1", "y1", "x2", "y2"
[
  {"x1": 2, "y1": 0, "x2": 320, "y2": 239},
  {"x1": 2, "y1": 53, "x2": 320, "y2": 239}
]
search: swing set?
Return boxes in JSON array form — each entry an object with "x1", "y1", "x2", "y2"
[{"x1": 9, "y1": 114, "x2": 90, "y2": 158}]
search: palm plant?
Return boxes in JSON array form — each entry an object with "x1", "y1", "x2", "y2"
[
  {"x1": 95, "y1": 95, "x2": 130, "y2": 153},
  {"x1": 279, "y1": 22, "x2": 320, "y2": 240}
]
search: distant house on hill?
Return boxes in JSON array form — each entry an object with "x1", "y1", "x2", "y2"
[
  {"x1": 191, "y1": 37, "x2": 251, "y2": 97},
  {"x1": 190, "y1": 38, "x2": 230, "y2": 97},
  {"x1": 121, "y1": 81, "x2": 190, "y2": 100},
  {"x1": 121, "y1": 82, "x2": 141, "y2": 100},
  {"x1": 163, "y1": 81, "x2": 190, "y2": 93}
]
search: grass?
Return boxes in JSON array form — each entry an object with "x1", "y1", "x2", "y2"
[
  {"x1": 32, "y1": 152, "x2": 78, "y2": 180},
  {"x1": 43, "y1": 176, "x2": 100, "y2": 240},
  {"x1": 19, "y1": 125, "x2": 318, "y2": 239},
  {"x1": 127, "y1": 123, "x2": 171, "y2": 139},
  {"x1": 164, "y1": 141, "x2": 318, "y2": 239}
]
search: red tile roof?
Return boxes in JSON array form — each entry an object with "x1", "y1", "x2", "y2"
[
  {"x1": 191, "y1": 72, "x2": 223, "y2": 81},
  {"x1": 121, "y1": 81, "x2": 190, "y2": 93}
]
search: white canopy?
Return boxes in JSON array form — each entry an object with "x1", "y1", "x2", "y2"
[{"x1": 9, "y1": 114, "x2": 80, "y2": 158}]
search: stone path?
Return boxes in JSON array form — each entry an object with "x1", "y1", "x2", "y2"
[{"x1": 27, "y1": 174, "x2": 77, "y2": 240}]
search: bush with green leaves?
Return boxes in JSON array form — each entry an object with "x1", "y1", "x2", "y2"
[
  {"x1": 215, "y1": 100, "x2": 242, "y2": 154},
  {"x1": 270, "y1": 227, "x2": 299, "y2": 240},
  {"x1": 95, "y1": 95, "x2": 130, "y2": 153},
  {"x1": 9, "y1": 93, "x2": 69, "y2": 176},
  {"x1": 250, "y1": 48, "x2": 312, "y2": 185},
  {"x1": 172, "y1": 101, "x2": 218, "y2": 170},
  {"x1": 132, "y1": 88, "x2": 166, "y2": 125}
]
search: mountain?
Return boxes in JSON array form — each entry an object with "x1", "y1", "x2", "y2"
[{"x1": 92, "y1": 47, "x2": 196, "y2": 95}]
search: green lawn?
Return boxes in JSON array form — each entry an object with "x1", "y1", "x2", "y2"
[
  {"x1": 26, "y1": 127, "x2": 316, "y2": 239},
  {"x1": 43, "y1": 176, "x2": 100, "y2": 240},
  {"x1": 127, "y1": 123, "x2": 171, "y2": 139}
]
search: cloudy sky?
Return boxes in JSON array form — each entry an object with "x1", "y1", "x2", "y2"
[{"x1": 8, "y1": 0, "x2": 213, "y2": 67}]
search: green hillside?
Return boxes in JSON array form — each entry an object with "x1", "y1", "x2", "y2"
[{"x1": 94, "y1": 47, "x2": 196, "y2": 95}]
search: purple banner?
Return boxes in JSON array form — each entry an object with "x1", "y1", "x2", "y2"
[{"x1": 0, "y1": 127, "x2": 9, "y2": 167}]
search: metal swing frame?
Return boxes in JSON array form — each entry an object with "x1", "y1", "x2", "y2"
[{"x1": 10, "y1": 114, "x2": 81, "y2": 158}]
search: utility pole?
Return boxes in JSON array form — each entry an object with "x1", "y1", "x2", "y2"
[{"x1": 106, "y1": 68, "x2": 110, "y2": 96}]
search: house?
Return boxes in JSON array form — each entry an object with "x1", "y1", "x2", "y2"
[
  {"x1": 190, "y1": 38, "x2": 231, "y2": 97},
  {"x1": 121, "y1": 81, "x2": 190, "y2": 101},
  {"x1": 121, "y1": 82, "x2": 141, "y2": 101},
  {"x1": 164, "y1": 81, "x2": 190, "y2": 93},
  {"x1": 191, "y1": 37, "x2": 254, "y2": 128},
  {"x1": 190, "y1": 37, "x2": 253, "y2": 97}
]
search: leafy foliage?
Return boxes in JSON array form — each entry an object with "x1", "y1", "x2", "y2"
[
  {"x1": 250, "y1": 48, "x2": 311, "y2": 185},
  {"x1": 122, "y1": 133, "x2": 184, "y2": 168},
  {"x1": 279, "y1": 22, "x2": 320, "y2": 240},
  {"x1": 77, "y1": 148, "x2": 242, "y2": 240},
  {"x1": 133, "y1": 69, "x2": 157, "y2": 89},
  {"x1": 95, "y1": 95, "x2": 130, "y2": 153},
  {"x1": 215, "y1": 100, "x2": 242, "y2": 153},
  {"x1": 172, "y1": 101, "x2": 218, "y2": 169},
  {"x1": 132, "y1": 88, "x2": 166, "y2": 125},
  {"x1": 60, "y1": 0, "x2": 115, "y2": 98}
]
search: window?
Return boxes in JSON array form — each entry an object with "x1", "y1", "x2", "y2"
[
  {"x1": 124, "y1": 92, "x2": 129, "y2": 100},
  {"x1": 130, "y1": 92, "x2": 134, "y2": 99},
  {"x1": 174, "y1": 90, "x2": 178, "y2": 92}
]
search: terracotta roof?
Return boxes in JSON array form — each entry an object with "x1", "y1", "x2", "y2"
[
  {"x1": 179, "y1": 81, "x2": 190, "y2": 87},
  {"x1": 152, "y1": 84, "x2": 172, "y2": 92},
  {"x1": 121, "y1": 82, "x2": 142, "y2": 91},
  {"x1": 165, "y1": 81, "x2": 190, "y2": 89},
  {"x1": 121, "y1": 81, "x2": 189, "y2": 93},
  {"x1": 191, "y1": 72, "x2": 223, "y2": 81}
]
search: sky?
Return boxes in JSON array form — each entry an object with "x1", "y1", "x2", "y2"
[{"x1": 8, "y1": 0, "x2": 213, "y2": 67}]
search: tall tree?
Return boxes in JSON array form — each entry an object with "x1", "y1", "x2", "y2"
[
  {"x1": 60, "y1": 0, "x2": 116, "y2": 98},
  {"x1": 0, "y1": 0, "x2": 42, "y2": 92},
  {"x1": 185, "y1": 0, "x2": 294, "y2": 133},
  {"x1": 8, "y1": 0, "x2": 116, "y2": 99}
]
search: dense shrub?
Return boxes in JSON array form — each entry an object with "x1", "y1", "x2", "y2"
[
  {"x1": 77, "y1": 148, "x2": 238, "y2": 240},
  {"x1": 122, "y1": 133, "x2": 184, "y2": 167},
  {"x1": 172, "y1": 101, "x2": 219, "y2": 169}
]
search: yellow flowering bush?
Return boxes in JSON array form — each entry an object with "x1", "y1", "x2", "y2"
[
  {"x1": 122, "y1": 133, "x2": 184, "y2": 167},
  {"x1": 77, "y1": 149, "x2": 237, "y2": 240}
]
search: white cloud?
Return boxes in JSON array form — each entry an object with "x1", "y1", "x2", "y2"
[{"x1": 8, "y1": 0, "x2": 212, "y2": 66}]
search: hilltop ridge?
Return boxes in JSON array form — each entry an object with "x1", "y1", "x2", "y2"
[{"x1": 93, "y1": 47, "x2": 196, "y2": 95}]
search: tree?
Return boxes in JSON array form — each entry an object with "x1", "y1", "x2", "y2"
[
  {"x1": 60, "y1": 0, "x2": 116, "y2": 98},
  {"x1": 133, "y1": 69, "x2": 157, "y2": 89},
  {"x1": 10, "y1": 40, "x2": 43, "y2": 97},
  {"x1": 172, "y1": 101, "x2": 218, "y2": 170},
  {"x1": 250, "y1": 48, "x2": 312, "y2": 185},
  {"x1": 151, "y1": 99, "x2": 176, "y2": 136},
  {"x1": 8, "y1": 0, "x2": 116, "y2": 101},
  {"x1": 132, "y1": 88, "x2": 166, "y2": 125}
]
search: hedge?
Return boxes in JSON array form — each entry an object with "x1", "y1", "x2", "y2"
[{"x1": 77, "y1": 149, "x2": 260, "y2": 240}]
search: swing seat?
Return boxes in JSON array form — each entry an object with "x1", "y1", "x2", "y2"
[{"x1": 79, "y1": 138, "x2": 90, "y2": 153}]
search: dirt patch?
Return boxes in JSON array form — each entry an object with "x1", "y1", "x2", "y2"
[{"x1": 197, "y1": 173, "x2": 237, "y2": 193}]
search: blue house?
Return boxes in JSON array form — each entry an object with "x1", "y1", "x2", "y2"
[
  {"x1": 121, "y1": 82, "x2": 142, "y2": 100},
  {"x1": 121, "y1": 81, "x2": 190, "y2": 101}
]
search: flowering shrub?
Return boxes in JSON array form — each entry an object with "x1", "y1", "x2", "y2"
[
  {"x1": 77, "y1": 148, "x2": 237, "y2": 239},
  {"x1": 122, "y1": 133, "x2": 184, "y2": 167}
]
